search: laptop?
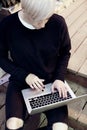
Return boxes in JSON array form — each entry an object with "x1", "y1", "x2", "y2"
[{"x1": 21, "y1": 81, "x2": 87, "y2": 115}]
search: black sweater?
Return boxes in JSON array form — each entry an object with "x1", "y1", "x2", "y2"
[{"x1": 0, "y1": 13, "x2": 71, "y2": 84}]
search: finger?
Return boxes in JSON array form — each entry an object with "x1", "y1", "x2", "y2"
[
  {"x1": 35, "y1": 81, "x2": 44, "y2": 91},
  {"x1": 40, "y1": 79, "x2": 45, "y2": 82},
  {"x1": 29, "y1": 84, "x2": 35, "y2": 89},
  {"x1": 32, "y1": 82, "x2": 41, "y2": 90},
  {"x1": 64, "y1": 89, "x2": 68, "y2": 98},
  {"x1": 58, "y1": 87, "x2": 62, "y2": 97},
  {"x1": 37, "y1": 79, "x2": 45, "y2": 88},
  {"x1": 61, "y1": 87, "x2": 67, "y2": 98},
  {"x1": 64, "y1": 88, "x2": 68, "y2": 98},
  {"x1": 62, "y1": 89, "x2": 66, "y2": 98},
  {"x1": 32, "y1": 82, "x2": 44, "y2": 91},
  {"x1": 51, "y1": 85, "x2": 55, "y2": 93},
  {"x1": 62, "y1": 85, "x2": 68, "y2": 98}
]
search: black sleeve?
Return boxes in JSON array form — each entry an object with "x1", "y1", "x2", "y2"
[
  {"x1": 0, "y1": 18, "x2": 29, "y2": 83},
  {"x1": 54, "y1": 16, "x2": 71, "y2": 81}
]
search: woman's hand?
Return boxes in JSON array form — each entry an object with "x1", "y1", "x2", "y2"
[
  {"x1": 25, "y1": 73, "x2": 45, "y2": 91},
  {"x1": 51, "y1": 80, "x2": 68, "y2": 98}
]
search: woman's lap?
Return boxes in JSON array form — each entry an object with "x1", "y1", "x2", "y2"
[{"x1": 6, "y1": 80, "x2": 68, "y2": 125}]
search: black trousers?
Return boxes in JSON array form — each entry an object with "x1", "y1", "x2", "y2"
[{"x1": 5, "y1": 80, "x2": 68, "y2": 130}]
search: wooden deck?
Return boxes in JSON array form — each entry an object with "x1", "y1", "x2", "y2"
[
  {"x1": 58, "y1": 0, "x2": 87, "y2": 87},
  {"x1": 58, "y1": 1, "x2": 87, "y2": 127}
]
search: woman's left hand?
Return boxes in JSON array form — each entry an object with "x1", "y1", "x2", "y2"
[{"x1": 51, "y1": 80, "x2": 68, "y2": 98}]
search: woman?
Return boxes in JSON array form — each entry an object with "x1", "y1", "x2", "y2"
[{"x1": 0, "y1": 0, "x2": 71, "y2": 130}]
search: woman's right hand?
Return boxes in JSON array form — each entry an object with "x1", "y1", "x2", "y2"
[{"x1": 25, "y1": 73, "x2": 45, "y2": 91}]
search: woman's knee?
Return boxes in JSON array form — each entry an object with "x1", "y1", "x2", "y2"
[
  {"x1": 6, "y1": 117, "x2": 24, "y2": 129},
  {"x1": 52, "y1": 122, "x2": 68, "y2": 130}
]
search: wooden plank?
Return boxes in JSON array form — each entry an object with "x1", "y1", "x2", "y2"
[
  {"x1": 75, "y1": 85, "x2": 87, "y2": 96},
  {"x1": 68, "y1": 38, "x2": 87, "y2": 73},
  {"x1": 68, "y1": 81, "x2": 87, "y2": 127},
  {"x1": 66, "y1": 80, "x2": 79, "y2": 93},
  {"x1": 65, "y1": 0, "x2": 87, "y2": 27},
  {"x1": 39, "y1": 113, "x2": 47, "y2": 128},
  {"x1": 0, "y1": 93, "x2": 5, "y2": 108},
  {"x1": 60, "y1": 0, "x2": 74, "y2": 8},
  {"x1": 68, "y1": 127, "x2": 74, "y2": 130},
  {"x1": 69, "y1": 9, "x2": 87, "y2": 37},
  {"x1": 8, "y1": 3, "x2": 21, "y2": 14},
  {"x1": 79, "y1": 60, "x2": 87, "y2": 78},
  {"x1": 0, "y1": 106, "x2": 5, "y2": 127},
  {"x1": 0, "y1": 123, "x2": 5, "y2": 130},
  {"x1": 66, "y1": 71, "x2": 87, "y2": 88},
  {"x1": 69, "y1": 116, "x2": 87, "y2": 130},
  {"x1": 68, "y1": 97, "x2": 86, "y2": 121},
  {"x1": 78, "y1": 103, "x2": 87, "y2": 127},
  {"x1": 68, "y1": 81, "x2": 87, "y2": 121},
  {"x1": 59, "y1": 0, "x2": 86, "y2": 18},
  {"x1": 70, "y1": 22, "x2": 87, "y2": 56},
  {"x1": 0, "y1": 74, "x2": 10, "y2": 86},
  {"x1": 0, "y1": 68, "x2": 6, "y2": 79}
]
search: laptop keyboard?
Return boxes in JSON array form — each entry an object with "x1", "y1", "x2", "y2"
[{"x1": 29, "y1": 91, "x2": 72, "y2": 109}]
